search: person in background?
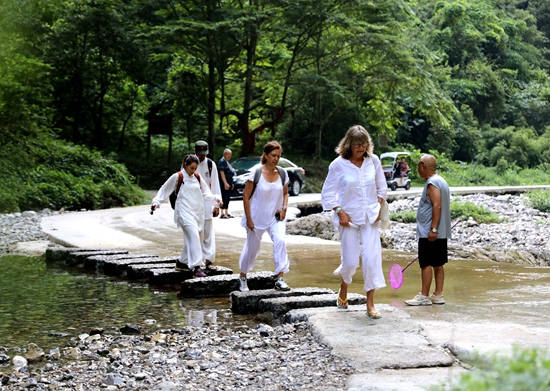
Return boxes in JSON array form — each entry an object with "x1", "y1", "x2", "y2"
[
  {"x1": 321, "y1": 125, "x2": 387, "y2": 319},
  {"x1": 151, "y1": 155, "x2": 222, "y2": 278},
  {"x1": 405, "y1": 154, "x2": 451, "y2": 306},
  {"x1": 194, "y1": 140, "x2": 222, "y2": 271},
  {"x1": 238, "y1": 141, "x2": 291, "y2": 292},
  {"x1": 218, "y1": 148, "x2": 236, "y2": 219}
]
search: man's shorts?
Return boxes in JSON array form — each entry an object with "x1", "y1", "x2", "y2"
[{"x1": 418, "y1": 238, "x2": 448, "y2": 268}]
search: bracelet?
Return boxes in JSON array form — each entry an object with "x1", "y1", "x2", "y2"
[
  {"x1": 335, "y1": 207, "x2": 342, "y2": 214},
  {"x1": 282, "y1": 206, "x2": 287, "y2": 210}
]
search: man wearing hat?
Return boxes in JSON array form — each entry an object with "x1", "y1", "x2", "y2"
[{"x1": 194, "y1": 140, "x2": 222, "y2": 271}]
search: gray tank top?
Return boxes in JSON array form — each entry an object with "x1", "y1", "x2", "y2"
[{"x1": 416, "y1": 174, "x2": 451, "y2": 239}]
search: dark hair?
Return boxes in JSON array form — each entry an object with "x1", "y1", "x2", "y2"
[
  {"x1": 182, "y1": 154, "x2": 199, "y2": 167},
  {"x1": 335, "y1": 125, "x2": 373, "y2": 159},
  {"x1": 261, "y1": 141, "x2": 282, "y2": 164}
]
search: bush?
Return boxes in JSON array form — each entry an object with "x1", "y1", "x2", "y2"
[
  {"x1": 450, "y1": 200, "x2": 502, "y2": 224},
  {"x1": 390, "y1": 200, "x2": 501, "y2": 224},
  {"x1": 431, "y1": 346, "x2": 550, "y2": 391},
  {"x1": 525, "y1": 189, "x2": 550, "y2": 213},
  {"x1": 0, "y1": 140, "x2": 149, "y2": 213}
]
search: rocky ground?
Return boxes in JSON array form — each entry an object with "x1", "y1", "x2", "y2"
[
  {"x1": 0, "y1": 323, "x2": 349, "y2": 390},
  {"x1": 287, "y1": 193, "x2": 550, "y2": 266}
]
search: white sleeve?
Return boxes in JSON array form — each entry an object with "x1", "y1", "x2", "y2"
[
  {"x1": 152, "y1": 172, "x2": 179, "y2": 207},
  {"x1": 321, "y1": 160, "x2": 339, "y2": 210}
]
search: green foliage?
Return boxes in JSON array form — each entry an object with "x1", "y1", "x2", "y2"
[
  {"x1": 431, "y1": 346, "x2": 550, "y2": 391},
  {"x1": 390, "y1": 210, "x2": 417, "y2": 223},
  {"x1": 0, "y1": 140, "x2": 148, "y2": 213},
  {"x1": 450, "y1": 199, "x2": 502, "y2": 224},
  {"x1": 525, "y1": 190, "x2": 550, "y2": 213}
]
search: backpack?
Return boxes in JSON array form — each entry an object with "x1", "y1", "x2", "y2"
[
  {"x1": 169, "y1": 171, "x2": 200, "y2": 209},
  {"x1": 249, "y1": 166, "x2": 286, "y2": 199}
]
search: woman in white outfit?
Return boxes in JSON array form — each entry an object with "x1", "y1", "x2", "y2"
[
  {"x1": 151, "y1": 155, "x2": 222, "y2": 278},
  {"x1": 238, "y1": 141, "x2": 291, "y2": 292},
  {"x1": 321, "y1": 125, "x2": 387, "y2": 319}
]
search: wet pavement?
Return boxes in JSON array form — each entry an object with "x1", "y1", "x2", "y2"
[{"x1": 36, "y1": 189, "x2": 550, "y2": 390}]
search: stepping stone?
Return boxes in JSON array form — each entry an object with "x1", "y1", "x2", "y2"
[
  {"x1": 127, "y1": 263, "x2": 176, "y2": 280},
  {"x1": 66, "y1": 250, "x2": 129, "y2": 266},
  {"x1": 45, "y1": 247, "x2": 109, "y2": 264},
  {"x1": 259, "y1": 293, "x2": 366, "y2": 316},
  {"x1": 148, "y1": 266, "x2": 233, "y2": 286},
  {"x1": 85, "y1": 254, "x2": 160, "y2": 270},
  {"x1": 230, "y1": 287, "x2": 337, "y2": 314},
  {"x1": 179, "y1": 271, "x2": 276, "y2": 298},
  {"x1": 103, "y1": 256, "x2": 176, "y2": 276}
]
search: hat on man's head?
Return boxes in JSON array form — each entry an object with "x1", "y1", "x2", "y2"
[{"x1": 195, "y1": 140, "x2": 209, "y2": 155}]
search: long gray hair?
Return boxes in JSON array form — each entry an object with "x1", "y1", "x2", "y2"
[{"x1": 335, "y1": 125, "x2": 373, "y2": 159}]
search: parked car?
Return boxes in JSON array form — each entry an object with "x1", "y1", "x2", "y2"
[{"x1": 231, "y1": 157, "x2": 306, "y2": 197}]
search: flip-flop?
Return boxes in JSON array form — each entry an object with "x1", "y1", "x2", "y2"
[
  {"x1": 337, "y1": 288, "x2": 348, "y2": 309},
  {"x1": 205, "y1": 262, "x2": 217, "y2": 271},
  {"x1": 366, "y1": 309, "x2": 382, "y2": 319}
]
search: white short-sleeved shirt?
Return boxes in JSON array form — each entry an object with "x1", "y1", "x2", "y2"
[{"x1": 240, "y1": 167, "x2": 289, "y2": 230}]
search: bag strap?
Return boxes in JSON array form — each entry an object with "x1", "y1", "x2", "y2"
[
  {"x1": 175, "y1": 171, "x2": 184, "y2": 195},
  {"x1": 207, "y1": 158, "x2": 212, "y2": 178}
]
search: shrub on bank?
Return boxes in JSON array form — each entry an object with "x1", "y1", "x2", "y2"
[
  {"x1": 390, "y1": 200, "x2": 501, "y2": 224},
  {"x1": 431, "y1": 346, "x2": 550, "y2": 391},
  {"x1": 0, "y1": 140, "x2": 149, "y2": 213},
  {"x1": 525, "y1": 189, "x2": 550, "y2": 213}
]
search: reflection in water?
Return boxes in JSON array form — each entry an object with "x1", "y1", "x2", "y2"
[{"x1": 2, "y1": 247, "x2": 550, "y2": 351}]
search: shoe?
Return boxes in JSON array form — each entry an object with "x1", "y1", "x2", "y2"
[
  {"x1": 336, "y1": 288, "x2": 348, "y2": 309},
  {"x1": 274, "y1": 278, "x2": 290, "y2": 291},
  {"x1": 405, "y1": 293, "x2": 432, "y2": 306},
  {"x1": 227, "y1": 214, "x2": 235, "y2": 218},
  {"x1": 175, "y1": 260, "x2": 189, "y2": 271},
  {"x1": 239, "y1": 276, "x2": 249, "y2": 292},
  {"x1": 430, "y1": 293, "x2": 445, "y2": 305},
  {"x1": 205, "y1": 261, "x2": 217, "y2": 271},
  {"x1": 366, "y1": 309, "x2": 382, "y2": 319},
  {"x1": 193, "y1": 267, "x2": 206, "y2": 278},
  {"x1": 220, "y1": 215, "x2": 228, "y2": 219}
]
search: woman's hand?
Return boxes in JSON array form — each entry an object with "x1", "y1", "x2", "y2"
[
  {"x1": 246, "y1": 216, "x2": 255, "y2": 231},
  {"x1": 277, "y1": 209, "x2": 287, "y2": 221},
  {"x1": 338, "y1": 209, "x2": 351, "y2": 226}
]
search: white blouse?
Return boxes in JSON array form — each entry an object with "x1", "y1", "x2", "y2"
[
  {"x1": 321, "y1": 155, "x2": 387, "y2": 228},
  {"x1": 152, "y1": 171, "x2": 219, "y2": 229},
  {"x1": 241, "y1": 167, "x2": 289, "y2": 230}
]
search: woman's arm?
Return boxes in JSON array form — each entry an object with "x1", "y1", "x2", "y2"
[{"x1": 151, "y1": 172, "x2": 179, "y2": 209}]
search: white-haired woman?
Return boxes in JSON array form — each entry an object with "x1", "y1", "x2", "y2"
[{"x1": 321, "y1": 125, "x2": 387, "y2": 319}]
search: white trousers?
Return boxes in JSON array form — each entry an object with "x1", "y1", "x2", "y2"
[
  {"x1": 179, "y1": 225, "x2": 204, "y2": 269},
  {"x1": 201, "y1": 218, "x2": 215, "y2": 263},
  {"x1": 239, "y1": 221, "x2": 290, "y2": 275},
  {"x1": 335, "y1": 221, "x2": 386, "y2": 292}
]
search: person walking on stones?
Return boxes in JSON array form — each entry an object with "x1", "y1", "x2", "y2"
[
  {"x1": 218, "y1": 148, "x2": 236, "y2": 219},
  {"x1": 321, "y1": 125, "x2": 387, "y2": 319},
  {"x1": 405, "y1": 154, "x2": 451, "y2": 306},
  {"x1": 238, "y1": 141, "x2": 291, "y2": 292},
  {"x1": 194, "y1": 140, "x2": 222, "y2": 271},
  {"x1": 151, "y1": 154, "x2": 222, "y2": 278}
]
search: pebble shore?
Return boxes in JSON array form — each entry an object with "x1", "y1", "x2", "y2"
[{"x1": 0, "y1": 323, "x2": 349, "y2": 390}]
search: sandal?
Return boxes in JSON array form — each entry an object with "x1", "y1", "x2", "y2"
[
  {"x1": 336, "y1": 288, "x2": 348, "y2": 309},
  {"x1": 366, "y1": 309, "x2": 382, "y2": 319},
  {"x1": 205, "y1": 261, "x2": 217, "y2": 271}
]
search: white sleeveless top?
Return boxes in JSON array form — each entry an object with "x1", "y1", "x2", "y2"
[{"x1": 241, "y1": 167, "x2": 288, "y2": 230}]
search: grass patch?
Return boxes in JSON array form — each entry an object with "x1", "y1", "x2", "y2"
[
  {"x1": 525, "y1": 189, "x2": 550, "y2": 213},
  {"x1": 390, "y1": 200, "x2": 502, "y2": 224}
]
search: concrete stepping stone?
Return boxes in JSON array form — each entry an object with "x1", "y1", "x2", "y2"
[
  {"x1": 148, "y1": 266, "x2": 234, "y2": 286},
  {"x1": 85, "y1": 254, "x2": 160, "y2": 270},
  {"x1": 103, "y1": 256, "x2": 176, "y2": 276},
  {"x1": 66, "y1": 250, "x2": 129, "y2": 266},
  {"x1": 45, "y1": 247, "x2": 109, "y2": 264},
  {"x1": 127, "y1": 263, "x2": 176, "y2": 280},
  {"x1": 179, "y1": 271, "x2": 276, "y2": 298},
  {"x1": 230, "y1": 287, "x2": 337, "y2": 314},
  {"x1": 259, "y1": 293, "x2": 366, "y2": 316}
]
